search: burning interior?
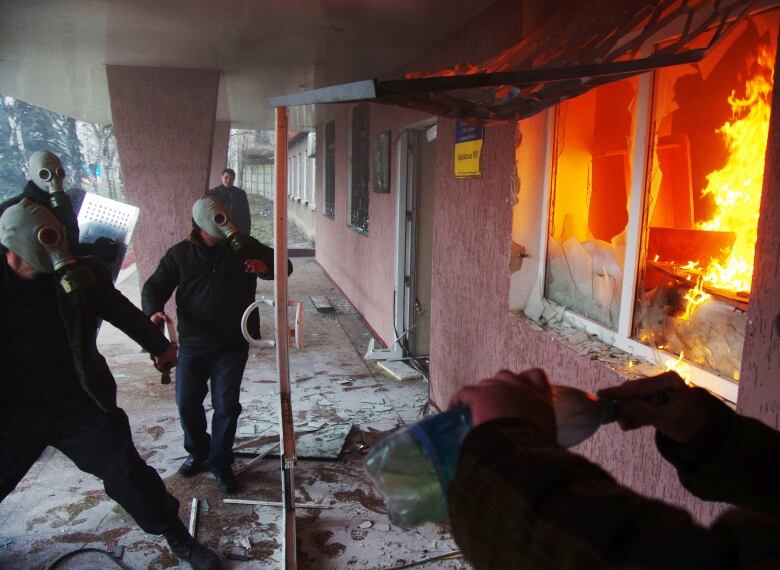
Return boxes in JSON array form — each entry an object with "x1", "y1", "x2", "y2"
[{"x1": 542, "y1": 10, "x2": 777, "y2": 384}]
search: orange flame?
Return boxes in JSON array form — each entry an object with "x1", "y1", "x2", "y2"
[
  {"x1": 664, "y1": 352, "x2": 692, "y2": 384},
  {"x1": 696, "y1": 45, "x2": 775, "y2": 294},
  {"x1": 681, "y1": 275, "x2": 711, "y2": 321}
]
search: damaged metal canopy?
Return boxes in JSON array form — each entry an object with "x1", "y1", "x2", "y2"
[{"x1": 270, "y1": 0, "x2": 756, "y2": 124}]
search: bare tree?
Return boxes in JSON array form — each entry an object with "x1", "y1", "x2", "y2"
[{"x1": 228, "y1": 129, "x2": 255, "y2": 187}]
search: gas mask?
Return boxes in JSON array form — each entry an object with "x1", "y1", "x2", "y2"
[
  {"x1": 192, "y1": 196, "x2": 256, "y2": 259},
  {"x1": 28, "y1": 150, "x2": 68, "y2": 209},
  {"x1": 0, "y1": 198, "x2": 96, "y2": 292}
]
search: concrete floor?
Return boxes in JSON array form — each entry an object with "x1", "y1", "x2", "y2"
[{"x1": 0, "y1": 258, "x2": 466, "y2": 569}]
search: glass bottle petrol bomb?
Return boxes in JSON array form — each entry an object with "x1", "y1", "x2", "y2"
[{"x1": 363, "y1": 385, "x2": 619, "y2": 528}]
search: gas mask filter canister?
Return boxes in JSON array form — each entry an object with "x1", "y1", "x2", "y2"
[
  {"x1": 192, "y1": 196, "x2": 257, "y2": 260},
  {"x1": 0, "y1": 198, "x2": 95, "y2": 292}
]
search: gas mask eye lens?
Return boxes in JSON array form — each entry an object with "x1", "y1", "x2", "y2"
[
  {"x1": 55, "y1": 167, "x2": 66, "y2": 178},
  {"x1": 39, "y1": 168, "x2": 53, "y2": 181},
  {"x1": 37, "y1": 226, "x2": 61, "y2": 247},
  {"x1": 213, "y1": 213, "x2": 227, "y2": 225}
]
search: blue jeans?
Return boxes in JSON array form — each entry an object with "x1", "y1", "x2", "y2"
[{"x1": 175, "y1": 343, "x2": 249, "y2": 472}]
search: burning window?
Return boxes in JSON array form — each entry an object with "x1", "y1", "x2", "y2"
[
  {"x1": 534, "y1": 11, "x2": 778, "y2": 388},
  {"x1": 634, "y1": 14, "x2": 777, "y2": 382},
  {"x1": 546, "y1": 77, "x2": 639, "y2": 329}
]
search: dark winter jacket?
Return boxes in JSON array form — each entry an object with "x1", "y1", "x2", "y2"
[
  {"x1": 141, "y1": 231, "x2": 291, "y2": 347},
  {"x1": 0, "y1": 254, "x2": 171, "y2": 412},
  {"x1": 449, "y1": 392, "x2": 780, "y2": 569},
  {"x1": 207, "y1": 184, "x2": 251, "y2": 234}
]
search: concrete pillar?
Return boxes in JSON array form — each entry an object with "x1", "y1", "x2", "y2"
[
  {"x1": 209, "y1": 120, "x2": 231, "y2": 188},
  {"x1": 106, "y1": 66, "x2": 220, "y2": 284}
]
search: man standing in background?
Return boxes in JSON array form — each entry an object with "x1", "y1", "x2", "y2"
[{"x1": 208, "y1": 168, "x2": 251, "y2": 235}]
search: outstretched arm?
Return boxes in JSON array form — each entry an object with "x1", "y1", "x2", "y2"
[
  {"x1": 448, "y1": 370, "x2": 780, "y2": 570},
  {"x1": 600, "y1": 373, "x2": 780, "y2": 518},
  {"x1": 91, "y1": 259, "x2": 172, "y2": 357},
  {"x1": 141, "y1": 251, "x2": 179, "y2": 317}
]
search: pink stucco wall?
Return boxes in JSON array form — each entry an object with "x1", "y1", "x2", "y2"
[
  {"x1": 209, "y1": 120, "x2": 231, "y2": 188},
  {"x1": 310, "y1": 0, "x2": 780, "y2": 524},
  {"x1": 106, "y1": 66, "x2": 219, "y2": 284},
  {"x1": 737, "y1": 36, "x2": 780, "y2": 425},
  {"x1": 315, "y1": 104, "x2": 426, "y2": 343},
  {"x1": 314, "y1": 0, "x2": 528, "y2": 344}
]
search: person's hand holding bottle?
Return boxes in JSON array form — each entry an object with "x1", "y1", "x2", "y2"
[
  {"x1": 597, "y1": 371, "x2": 710, "y2": 443},
  {"x1": 449, "y1": 368, "x2": 556, "y2": 435}
]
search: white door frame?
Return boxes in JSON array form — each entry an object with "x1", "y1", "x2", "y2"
[{"x1": 394, "y1": 120, "x2": 436, "y2": 355}]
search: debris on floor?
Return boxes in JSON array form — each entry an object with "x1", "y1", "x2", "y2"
[
  {"x1": 310, "y1": 295, "x2": 334, "y2": 312},
  {"x1": 0, "y1": 259, "x2": 458, "y2": 569},
  {"x1": 236, "y1": 417, "x2": 353, "y2": 459},
  {"x1": 378, "y1": 360, "x2": 424, "y2": 381}
]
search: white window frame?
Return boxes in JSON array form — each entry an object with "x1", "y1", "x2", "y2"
[
  {"x1": 529, "y1": 55, "x2": 740, "y2": 403},
  {"x1": 288, "y1": 156, "x2": 293, "y2": 199},
  {"x1": 307, "y1": 155, "x2": 317, "y2": 210}
]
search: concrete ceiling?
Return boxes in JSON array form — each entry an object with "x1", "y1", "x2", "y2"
[{"x1": 0, "y1": 0, "x2": 497, "y2": 130}]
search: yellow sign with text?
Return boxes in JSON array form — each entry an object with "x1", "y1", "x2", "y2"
[{"x1": 454, "y1": 122, "x2": 484, "y2": 178}]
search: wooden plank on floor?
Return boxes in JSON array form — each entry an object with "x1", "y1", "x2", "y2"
[
  {"x1": 310, "y1": 295, "x2": 334, "y2": 312},
  {"x1": 377, "y1": 360, "x2": 422, "y2": 381}
]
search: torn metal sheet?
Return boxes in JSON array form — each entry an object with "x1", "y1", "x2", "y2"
[{"x1": 268, "y1": 1, "x2": 754, "y2": 124}]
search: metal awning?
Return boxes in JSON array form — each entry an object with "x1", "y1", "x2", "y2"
[{"x1": 270, "y1": 0, "x2": 757, "y2": 124}]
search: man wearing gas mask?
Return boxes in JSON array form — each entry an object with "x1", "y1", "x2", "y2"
[
  {"x1": 0, "y1": 150, "x2": 118, "y2": 267},
  {"x1": 142, "y1": 196, "x2": 292, "y2": 494},
  {"x1": 0, "y1": 200, "x2": 221, "y2": 570}
]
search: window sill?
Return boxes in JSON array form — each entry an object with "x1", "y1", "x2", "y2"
[
  {"x1": 348, "y1": 225, "x2": 369, "y2": 237},
  {"x1": 510, "y1": 302, "x2": 738, "y2": 405}
]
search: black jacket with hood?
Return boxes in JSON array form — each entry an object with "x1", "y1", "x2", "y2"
[
  {"x1": 141, "y1": 231, "x2": 291, "y2": 347},
  {"x1": 0, "y1": 254, "x2": 171, "y2": 412}
]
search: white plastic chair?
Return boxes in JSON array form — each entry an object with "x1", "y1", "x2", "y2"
[{"x1": 240, "y1": 297, "x2": 304, "y2": 349}]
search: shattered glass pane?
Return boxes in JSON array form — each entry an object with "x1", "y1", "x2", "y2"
[{"x1": 545, "y1": 78, "x2": 637, "y2": 329}]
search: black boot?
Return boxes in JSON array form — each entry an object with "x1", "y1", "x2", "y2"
[{"x1": 163, "y1": 519, "x2": 221, "y2": 570}]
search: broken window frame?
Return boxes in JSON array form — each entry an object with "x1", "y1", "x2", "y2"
[
  {"x1": 348, "y1": 104, "x2": 370, "y2": 235},
  {"x1": 323, "y1": 120, "x2": 336, "y2": 218},
  {"x1": 531, "y1": 43, "x2": 745, "y2": 403}
]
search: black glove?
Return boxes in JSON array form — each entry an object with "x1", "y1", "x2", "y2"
[{"x1": 93, "y1": 237, "x2": 119, "y2": 264}]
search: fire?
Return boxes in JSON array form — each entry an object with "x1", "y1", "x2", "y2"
[
  {"x1": 681, "y1": 275, "x2": 711, "y2": 321},
  {"x1": 664, "y1": 352, "x2": 692, "y2": 384},
  {"x1": 696, "y1": 45, "x2": 775, "y2": 294}
]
